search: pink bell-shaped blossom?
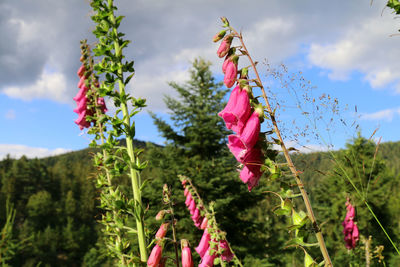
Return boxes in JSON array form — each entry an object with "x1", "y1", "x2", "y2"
[
  {"x1": 195, "y1": 229, "x2": 210, "y2": 258},
  {"x1": 189, "y1": 199, "x2": 196, "y2": 215},
  {"x1": 222, "y1": 56, "x2": 230, "y2": 74},
  {"x1": 227, "y1": 135, "x2": 247, "y2": 163},
  {"x1": 240, "y1": 165, "x2": 262, "y2": 191},
  {"x1": 155, "y1": 222, "x2": 169, "y2": 239},
  {"x1": 74, "y1": 110, "x2": 90, "y2": 130},
  {"x1": 73, "y1": 85, "x2": 89, "y2": 102},
  {"x1": 147, "y1": 244, "x2": 163, "y2": 267},
  {"x1": 77, "y1": 65, "x2": 86, "y2": 77},
  {"x1": 352, "y1": 224, "x2": 359, "y2": 248},
  {"x1": 191, "y1": 208, "x2": 201, "y2": 222},
  {"x1": 77, "y1": 76, "x2": 85, "y2": 89},
  {"x1": 345, "y1": 203, "x2": 355, "y2": 221},
  {"x1": 194, "y1": 217, "x2": 203, "y2": 228},
  {"x1": 199, "y1": 248, "x2": 216, "y2": 267},
  {"x1": 200, "y1": 217, "x2": 208, "y2": 230},
  {"x1": 217, "y1": 36, "x2": 232, "y2": 58},
  {"x1": 221, "y1": 88, "x2": 251, "y2": 134},
  {"x1": 219, "y1": 240, "x2": 234, "y2": 262},
  {"x1": 181, "y1": 240, "x2": 194, "y2": 267},
  {"x1": 218, "y1": 86, "x2": 240, "y2": 129},
  {"x1": 185, "y1": 193, "x2": 192, "y2": 207},
  {"x1": 237, "y1": 110, "x2": 261, "y2": 148},
  {"x1": 73, "y1": 96, "x2": 88, "y2": 114},
  {"x1": 224, "y1": 60, "x2": 237, "y2": 88},
  {"x1": 184, "y1": 187, "x2": 189, "y2": 197}
]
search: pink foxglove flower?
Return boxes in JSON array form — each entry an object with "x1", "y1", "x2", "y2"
[
  {"x1": 200, "y1": 217, "x2": 208, "y2": 230},
  {"x1": 74, "y1": 110, "x2": 90, "y2": 130},
  {"x1": 185, "y1": 193, "x2": 192, "y2": 207},
  {"x1": 342, "y1": 200, "x2": 358, "y2": 249},
  {"x1": 191, "y1": 208, "x2": 201, "y2": 222},
  {"x1": 217, "y1": 36, "x2": 232, "y2": 58},
  {"x1": 240, "y1": 165, "x2": 262, "y2": 191},
  {"x1": 77, "y1": 76, "x2": 85, "y2": 89},
  {"x1": 222, "y1": 56, "x2": 230, "y2": 74},
  {"x1": 223, "y1": 88, "x2": 251, "y2": 134},
  {"x1": 195, "y1": 229, "x2": 210, "y2": 258},
  {"x1": 184, "y1": 187, "x2": 189, "y2": 197},
  {"x1": 181, "y1": 239, "x2": 194, "y2": 267},
  {"x1": 147, "y1": 244, "x2": 163, "y2": 267},
  {"x1": 237, "y1": 110, "x2": 261, "y2": 148},
  {"x1": 227, "y1": 135, "x2": 247, "y2": 163},
  {"x1": 219, "y1": 240, "x2": 234, "y2": 262},
  {"x1": 188, "y1": 199, "x2": 196, "y2": 215},
  {"x1": 155, "y1": 222, "x2": 169, "y2": 239},
  {"x1": 77, "y1": 65, "x2": 86, "y2": 77},
  {"x1": 73, "y1": 85, "x2": 89, "y2": 102},
  {"x1": 73, "y1": 96, "x2": 88, "y2": 114},
  {"x1": 224, "y1": 60, "x2": 237, "y2": 88},
  {"x1": 218, "y1": 86, "x2": 240, "y2": 129},
  {"x1": 199, "y1": 248, "x2": 216, "y2": 267}
]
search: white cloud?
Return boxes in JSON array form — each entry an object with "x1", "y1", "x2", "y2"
[
  {"x1": 3, "y1": 68, "x2": 68, "y2": 102},
  {"x1": 273, "y1": 140, "x2": 330, "y2": 154},
  {"x1": 4, "y1": 109, "x2": 16, "y2": 119},
  {"x1": 0, "y1": 144, "x2": 71, "y2": 160},
  {"x1": 308, "y1": 14, "x2": 400, "y2": 90},
  {"x1": 361, "y1": 107, "x2": 400, "y2": 122}
]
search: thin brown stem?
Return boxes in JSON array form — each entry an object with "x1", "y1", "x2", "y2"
[
  {"x1": 230, "y1": 27, "x2": 332, "y2": 266},
  {"x1": 168, "y1": 203, "x2": 180, "y2": 267}
]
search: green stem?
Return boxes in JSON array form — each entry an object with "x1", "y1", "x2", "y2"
[{"x1": 108, "y1": 0, "x2": 147, "y2": 262}]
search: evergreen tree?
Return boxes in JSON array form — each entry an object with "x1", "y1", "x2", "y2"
[
  {"x1": 313, "y1": 134, "x2": 393, "y2": 265},
  {"x1": 144, "y1": 58, "x2": 281, "y2": 263}
]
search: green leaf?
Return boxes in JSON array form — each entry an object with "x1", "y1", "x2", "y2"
[{"x1": 304, "y1": 251, "x2": 315, "y2": 267}]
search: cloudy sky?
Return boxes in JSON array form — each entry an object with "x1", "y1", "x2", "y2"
[{"x1": 1, "y1": 0, "x2": 400, "y2": 159}]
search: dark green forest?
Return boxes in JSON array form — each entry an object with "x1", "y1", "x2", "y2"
[{"x1": 1, "y1": 60, "x2": 400, "y2": 266}]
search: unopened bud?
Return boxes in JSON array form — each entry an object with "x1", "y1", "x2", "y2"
[
  {"x1": 220, "y1": 17, "x2": 230, "y2": 27},
  {"x1": 213, "y1": 30, "x2": 226, "y2": 42},
  {"x1": 156, "y1": 210, "x2": 166, "y2": 220}
]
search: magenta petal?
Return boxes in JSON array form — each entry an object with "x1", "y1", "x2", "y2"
[
  {"x1": 219, "y1": 240, "x2": 234, "y2": 262},
  {"x1": 224, "y1": 61, "x2": 237, "y2": 88},
  {"x1": 73, "y1": 85, "x2": 88, "y2": 102},
  {"x1": 77, "y1": 76, "x2": 85, "y2": 89},
  {"x1": 195, "y1": 229, "x2": 210, "y2": 258},
  {"x1": 227, "y1": 135, "x2": 247, "y2": 162},
  {"x1": 230, "y1": 90, "x2": 251, "y2": 134},
  {"x1": 73, "y1": 96, "x2": 88, "y2": 114},
  {"x1": 189, "y1": 199, "x2": 196, "y2": 215},
  {"x1": 218, "y1": 86, "x2": 240, "y2": 129},
  {"x1": 77, "y1": 65, "x2": 86, "y2": 77},
  {"x1": 217, "y1": 38, "x2": 231, "y2": 58},
  {"x1": 238, "y1": 111, "x2": 260, "y2": 148},
  {"x1": 185, "y1": 193, "x2": 192, "y2": 207},
  {"x1": 222, "y1": 56, "x2": 230, "y2": 74},
  {"x1": 199, "y1": 248, "x2": 216, "y2": 267}
]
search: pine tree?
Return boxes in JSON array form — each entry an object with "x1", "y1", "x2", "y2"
[
  {"x1": 313, "y1": 134, "x2": 393, "y2": 265},
  {"x1": 144, "y1": 58, "x2": 280, "y2": 263}
]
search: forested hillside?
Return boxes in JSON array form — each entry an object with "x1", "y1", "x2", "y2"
[{"x1": 1, "y1": 138, "x2": 400, "y2": 266}]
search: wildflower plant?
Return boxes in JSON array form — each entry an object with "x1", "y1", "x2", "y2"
[
  {"x1": 73, "y1": 0, "x2": 149, "y2": 264},
  {"x1": 213, "y1": 17, "x2": 332, "y2": 265}
]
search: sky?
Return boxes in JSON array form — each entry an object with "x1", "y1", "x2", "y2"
[{"x1": 1, "y1": 0, "x2": 400, "y2": 159}]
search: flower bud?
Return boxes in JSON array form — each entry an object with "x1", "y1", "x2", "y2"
[
  {"x1": 155, "y1": 210, "x2": 166, "y2": 220},
  {"x1": 181, "y1": 240, "x2": 194, "y2": 267},
  {"x1": 200, "y1": 217, "x2": 208, "y2": 230},
  {"x1": 77, "y1": 65, "x2": 86, "y2": 77},
  {"x1": 213, "y1": 30, "x2": 226, "y2": 42},
  {"x1": 147, "y1": 244, "x2": 163, "y2": 267},
  {"x1": 217, "y1": 36, "x2": 233, "y2": 58},
  {"x1": 155, "y1": 222, "x2": 169, "y2": 239}
]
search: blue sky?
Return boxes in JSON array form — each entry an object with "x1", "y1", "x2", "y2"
[{"x1": 1, "y1": 0, "x2": 400, "y2": 158}]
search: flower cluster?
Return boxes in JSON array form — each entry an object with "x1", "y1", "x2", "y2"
[
  {"x1": 73, "y1": 42, "x2": 107, "y2": 130},
  {"x1": 214, "y1": 28, "x2": 264, "y2": 191},
  {"x1": 342, "y1": 199, "x2": 359, "y2": 250},
  {"x1": 182, "y1": 178, "x2": 234, "y2": 266}
]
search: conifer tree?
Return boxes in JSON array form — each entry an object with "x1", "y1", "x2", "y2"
[{"x1": 313, "y1": 134, "x2": 393, "y2": 265}]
